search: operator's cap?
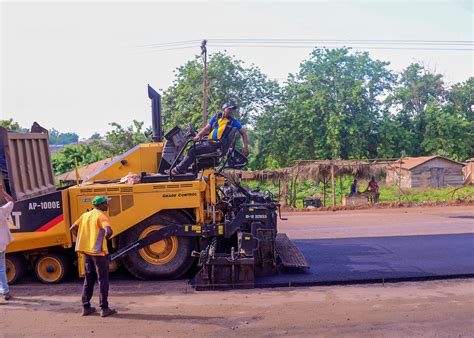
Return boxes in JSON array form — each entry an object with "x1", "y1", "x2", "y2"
[
  {"x1": 92, "y1": 195, "x2": 111, "y2": 206},
  {"x1": 222, "y1": 102, "x2": 237, "y2": 110}
]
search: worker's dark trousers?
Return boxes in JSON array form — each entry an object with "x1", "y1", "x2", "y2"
[
  {"x1": 176, "y1": 141, "x2": 221, "y2": 173},
  {"x1": 82, "y1": 254, "x2": 109, "y2": 309}
]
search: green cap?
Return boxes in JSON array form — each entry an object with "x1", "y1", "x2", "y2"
[{"x1": 92, "y1": 196, "x2": 110, "y2": 206}]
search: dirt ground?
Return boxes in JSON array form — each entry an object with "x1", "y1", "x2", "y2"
[{"x1": 1, "y1": 205, "x2": 473, "y2": 337}]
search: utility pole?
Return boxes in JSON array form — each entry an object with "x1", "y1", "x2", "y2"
[{"x1": 201, "y1": 39, "x2": 208, "y2": 127}]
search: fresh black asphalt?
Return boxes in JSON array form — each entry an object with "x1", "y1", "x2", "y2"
[{"x1": 256, "y1": 233, "x2": 474, "y2": 287}]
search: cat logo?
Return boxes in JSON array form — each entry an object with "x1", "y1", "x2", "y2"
[{"x1": 8, "y1": 211, "x2": 21, "y2": 229}]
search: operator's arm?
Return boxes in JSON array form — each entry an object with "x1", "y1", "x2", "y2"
[
  {"x1": 239, "y1": 128, "x2": 249, "y2": 157},
  {"x1": 193, "y1": 124, "x2": 212, "y2": 142}
]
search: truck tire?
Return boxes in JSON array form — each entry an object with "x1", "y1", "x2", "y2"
[
  {"x1": 119, "y1": 210, "x2": 196, "y2": 280},
  {"x1": 6, "y1": 254, "x2": 27, "y2": 284},
  {"x1": 35, "y1": 253, "x2": 70, "y2": 284}
]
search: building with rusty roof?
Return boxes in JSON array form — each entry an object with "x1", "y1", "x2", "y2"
[{"x1": 386, "y1": 156, "x2": 465, "y2": 189}]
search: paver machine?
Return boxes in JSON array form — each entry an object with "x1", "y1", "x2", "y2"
[{"x1": 2, "y1": 85, "x2": 308, "y2": 288}]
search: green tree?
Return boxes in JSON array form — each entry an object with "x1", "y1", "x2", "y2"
[
  {"x1": 52, "y1": 143, "x2": 106, "y2": 175},
  {"x1": 48, "y1": 128, "x2": 79, "y2": 145},
  {"x1": 161, "y1": 52, "x2": 280, "y2": 131},
  {"x1": 89, "y1": 132, "x2": 102, "y2": 140},
  {"x1": 420, "y1": 77, "x2": 474, "y2": 160},
  {"x1": 100, "y1": 120, "x2": 151, "y2": 157},
  {"x1": 0, "y1": 119, "x2": 27, "y2": 132},
  {"x1": 255, "y1": 48, "x2": 395, "y2": 167},
  {"x1": 447, "y1": 77, "x2": 474, "y2": 123},
  {"x1": 385, "y1": 63, "x2": 445, "y2": 156},
  {"x1": 384, "y1": 68, "x2": 472, "y2": 160},
  {"x1": 420, "y1": 100, "x2": 471, "y2": 160}
]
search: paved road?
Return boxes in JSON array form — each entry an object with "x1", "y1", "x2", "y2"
[
  {"x1": 257, "y1": 233, "x2": 474, "y2": 287},
  {"x1": 255, "y1": 206, "x2": 474, "y2": 287},
  {"x1": 279, "y1": 206, "x2": 474, "y2": 239}
]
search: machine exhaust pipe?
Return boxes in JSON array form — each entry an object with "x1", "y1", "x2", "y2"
[{"x1": 148, "y1": 84, "x2": 163, "y2": 142}]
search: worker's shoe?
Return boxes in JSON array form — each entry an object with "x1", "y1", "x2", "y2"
[
  {"x1": 3, "y1": 293, "x2": 11, "y2": 301},
  {"x1": 81, "y1": 307, "x2": 97, "y2": 316},
  {"x1": 100, "y1": 308, "x2": 117, "y2": 317}
]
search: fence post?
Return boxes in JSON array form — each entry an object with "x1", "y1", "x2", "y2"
[{"x1": 331, "y1": 163, "x2": 336, "y2": 207}]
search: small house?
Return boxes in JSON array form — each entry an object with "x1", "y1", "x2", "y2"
[
  {"x1": 463, "y1": 158, "x2": 474, "y2": 185},
  {"x1": 386, "y1": 156, "x2": 465, "y2": 189}
]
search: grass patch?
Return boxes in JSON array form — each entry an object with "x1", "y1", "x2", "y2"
[{"x1": 243, "y1": 179, "x2": 474, "y2": 207}]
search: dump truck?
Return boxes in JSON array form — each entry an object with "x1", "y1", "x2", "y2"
[{"x1": 2, "y1": 85, "x2": 308, "y2": 288}]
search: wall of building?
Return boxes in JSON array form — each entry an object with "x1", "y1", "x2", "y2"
[
  {"x1": 410, "y1": 158, "x2": 464, "y2": 188},
  {"x1": 386, "y1": 158, "x2": 465, "y2": 189},
  {"x1": 463, "y1": 161, "x2": 473, "y2": 185}
]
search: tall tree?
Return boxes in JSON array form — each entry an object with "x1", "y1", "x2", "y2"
[
  {"x1": 255, "y1": 48, "x2": 395, "y2": 167},
  {"x1": 161, "y1": 52, "x2": 280, "y2": 131},
  {"x1": 421, "y1": 77, "x2": 474, "y2": 160},
  {"x1": 385, "y1": 63, "x2": 445, "y2": 156}
]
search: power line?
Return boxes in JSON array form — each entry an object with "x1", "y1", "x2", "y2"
[
  {"x1": 210, "y1": 44, "x2": 473, "y2": 51},
  {"x1": 211, "y1": 38, "x2": 474, "y2": 46},
  {"x1": 137, "y1": 39, "x2": 201, "y2": 48},
  {"x1": 139, "y1": 45, "x2": 197, "y2": 53},
  {"x1": 139, "y1": 38, "x2": 474, "y2": 52}
]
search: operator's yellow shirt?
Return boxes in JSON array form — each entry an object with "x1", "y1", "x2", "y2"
[
  {"x1": 74, "y1": 209, "x2": 111, "y2": 256},
  {"x1": 207, "y1": 114, "x2": 242, "y2": 140}
]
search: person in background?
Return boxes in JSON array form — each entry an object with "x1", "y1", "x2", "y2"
[
  {"x1": 70, "y1": 196, "x2": 117, "y2": 317},
  {"x1": 0, "y1": 187, "x2": 14, "y2": 301},
  {"x1": 349, "y1": 179, "x2": 359, "y2": 197},
  {"x1": 364, "y1": 176, "x2": 380, "y2": 202}
]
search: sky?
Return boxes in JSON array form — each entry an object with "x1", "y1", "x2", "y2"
[{"x1": 1, "y1": 0, "x2": 472, "y2": 139}]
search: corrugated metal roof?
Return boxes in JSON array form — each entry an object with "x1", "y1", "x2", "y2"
[
  {"x1": 56, "y1": 157, "x2": 114, "y2": 182},
  {"x1": 394, "y1": 155, "x2": 464, "y2": 170}
]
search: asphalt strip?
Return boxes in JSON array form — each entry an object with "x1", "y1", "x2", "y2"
[{"x1": 255, "y1": 233, "x2": 474, "y2": 288}]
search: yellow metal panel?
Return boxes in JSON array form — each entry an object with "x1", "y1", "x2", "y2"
[
  {"x1": 210, "y1": 173, "x2": 216, "y2": 205},
  {"x1": 61, "y1": 190, "x2": 73, "y2": 248},
  {"x1": 82, "y1": 143, "x2": 163, "y2": 183},
  {"x1": 68, "y1": 180, "x2": 205, "y2": 237},
  {"x1": 7, "y1": 222, "x2": 70, "y2": 253}
]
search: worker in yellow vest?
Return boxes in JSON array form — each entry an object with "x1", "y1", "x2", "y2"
[{"x1": 70, "y1": 195, "x2": 116, "y2": 317}]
